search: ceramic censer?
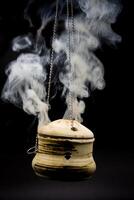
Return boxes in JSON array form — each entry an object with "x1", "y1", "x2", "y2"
[{"x1": 32, "y1": 119, "x2": 96, "y2": 180}]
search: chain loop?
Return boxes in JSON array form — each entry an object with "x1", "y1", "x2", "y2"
[{"x1": 27, "y1": 135, "x2": 38, "y2": 155}]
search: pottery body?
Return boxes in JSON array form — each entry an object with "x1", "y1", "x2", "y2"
[{"x1": 32, "y1": 119, "x2": 96, "y2": 180}]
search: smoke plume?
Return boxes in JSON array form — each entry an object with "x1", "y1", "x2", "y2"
[
  {"x1": 2, "y1": 53, "x2": 50, "y2": 126},
  {"x1": 1, "y1": 0, "x2": 121, "y2": 126}
]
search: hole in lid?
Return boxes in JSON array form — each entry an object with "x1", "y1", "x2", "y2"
[{"x1": 71, "y1": 127, "x2": 78, "y2": 131}]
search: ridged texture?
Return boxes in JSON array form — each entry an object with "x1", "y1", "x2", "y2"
[{"x1": 32, "y1": 120, "x2": 96, "y2": 180}]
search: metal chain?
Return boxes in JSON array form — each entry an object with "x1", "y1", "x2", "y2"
[
  {"x1": 70, "y1": 0, "x2": 75, "y2": 45},
  {"x1": 47, "y1": 0, "x2": 59, "y2": 106},
  {"x1": 66, "y1": 0, "x2": 72, "y2": 120},
  {"x1": 66, "y1": 0, "x2": 75, "y2": 128},
  {"x1": 27, "y1": 1, "x2": 59, "y2": 155},
  {"x1": 70, "y1": 0, "x2": 76, "y2": 127}
]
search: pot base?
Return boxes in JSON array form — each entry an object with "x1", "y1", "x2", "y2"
[{"x1": 33, "y1": 165, "x2": 96, "y2": 181}]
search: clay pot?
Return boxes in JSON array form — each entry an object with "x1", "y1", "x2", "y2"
[{"x1": 32, "y1": 119, "x2": 96, "y2": 180}]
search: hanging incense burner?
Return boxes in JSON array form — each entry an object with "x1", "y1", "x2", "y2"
[
  {"x1": 32, "y1": 119, "x2": 96, "y2": 180},
  {"x1": 1, "y1": 0, "x2": 121, "y2": 181},
  {"x1": 31, "y1": 0, "x2": 96, "y2": 180}
]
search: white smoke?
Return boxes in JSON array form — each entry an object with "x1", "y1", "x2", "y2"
[
  {"x1": 1, "y1": 0, "x2": 121, "y2": 125},
  {"x1": 53, "y1": 0, "x2": 121, "y2": 122},
  {"x1": 2, "y1": 53, "x2": 50, "y2": 127},
  {"x1": 12, "y1": 35, "x2": 33, "y2": 52}
]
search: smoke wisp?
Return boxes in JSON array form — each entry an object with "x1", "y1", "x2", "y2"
[{"x1": 1, "y1": 0, "x2": 122, "y2": 126}]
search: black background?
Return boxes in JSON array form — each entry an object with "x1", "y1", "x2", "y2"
[{"x1": 0, "y1": 0, "x2": 133, "y2": 200}]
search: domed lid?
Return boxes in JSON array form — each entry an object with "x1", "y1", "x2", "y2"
[{"x1": 38, "y1": 119, "x2": 94, "y2": 139}]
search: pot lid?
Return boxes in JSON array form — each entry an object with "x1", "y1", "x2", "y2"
[{"x1": 38, "y1": 119, "x2": 94, "y2": 139}]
